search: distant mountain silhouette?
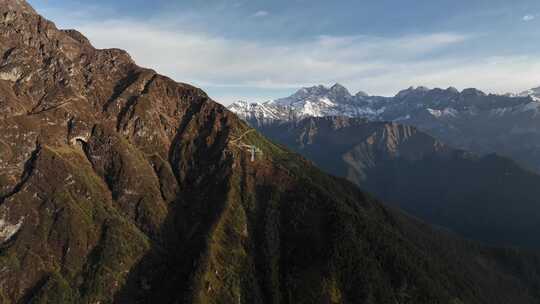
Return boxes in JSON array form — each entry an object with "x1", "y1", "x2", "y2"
[{"x1": 257, "y1": 116, "x2": 540, "y2": 249}]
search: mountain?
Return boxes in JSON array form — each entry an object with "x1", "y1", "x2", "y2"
[
  {"x1": 229, "y1": 84, "x2": 540, "y2": 172},
  {"x1": 230, "y1": 84, "x2": 390, "y2": 125},
  {"x1": 4, "y1": 1, "x2": 540, "y2": 303},
  {"x1": 256, "y1": 116, "x2": 540, "y2": 249},
  {"x1": 520, "y1": 87, "x2": 540, "y2": 101}
]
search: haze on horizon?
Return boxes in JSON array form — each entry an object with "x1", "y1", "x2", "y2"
[{"x1": 29, "y1": 0, "x2": 540, "y2": 104}]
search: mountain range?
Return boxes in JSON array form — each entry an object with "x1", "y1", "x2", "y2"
[
  {"x1": 3, "y1": 1, "x2": 540, "y2": 303},
  {"x1": 256, "y1": 116, "x2": 540, "y2": 249},
  {"x1": 229, "y1": 84, "x2": 540, "y2": 172}
]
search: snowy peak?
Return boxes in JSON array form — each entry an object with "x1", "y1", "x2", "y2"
[
  {"x1": 227, "y1": 100, "x2": 249, "y2": 112},
  {"x1": 520, "y1": 86, "x2": 540, "y2": 101},
  {"x1": 228, "y1": 84, "x2": 540, "y2": 127},
  {"x1": 228, "y1": 83, "x2": 540, "y2": 177},
  {"x1": 228, "y1": 100, "x2": 290, "y2": 122},
  {"x1": 271, "y1": 83, "x2": 352, "y2": 107}
]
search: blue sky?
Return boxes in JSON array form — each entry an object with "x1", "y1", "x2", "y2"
[{"x1": 28, "y1": 0, "x2": 540, "y2": 104}]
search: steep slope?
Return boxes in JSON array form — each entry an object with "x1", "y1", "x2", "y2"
[
  {"x1": 2, "y1": 1, "x2": 540, "y2": 303},
  {"x1": 229, "y1": 85, "x2": 540, "y2": 173},
  {"x1": 256, "y1": 116, "x2": 540, "y2": 249}
]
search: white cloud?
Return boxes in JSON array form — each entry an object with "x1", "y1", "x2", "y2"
[
  {"x1": 523, "y1": 14, "x2": 535, "y2": 21},
  {"x1": 38, "y1": 8, "x2": 540, "y2": 104},
  {"x1": 76, "y1": 20, "x2": 470, "y2": 88},
  {"x1": 253, "y1": 10, "x2": 269, "y2": 17}
]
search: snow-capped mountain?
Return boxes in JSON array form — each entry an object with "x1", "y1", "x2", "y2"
[
  {"x1": 227, "y1": 100, "x2": 291, "y2": 124},
  {"x1": 229, "y1": 84, "x2": 540, "y2": 172},
  {"x1": 520, "y1": 86, "x2": 540, "y2": 101},
  {"x1": 229, "y1": 84, "x2": 540, "y2": 125},
  {"x1": 229, "y1": 84, "x2": 390, "y2": 124}
]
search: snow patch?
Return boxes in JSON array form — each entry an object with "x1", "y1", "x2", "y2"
[
  {"x1": 318, "y1": 97, "x2": 335, "y2": 106},
  {"x1": 0, "y1": 216, "x2": 24, "y2": 244},
  {"x1": 427, "y1": 108, "x2": 442, "y2": 117},
  {"x1": 394, "y1": 114, "x2": 411, "y2": 121},
  {"x1": 427, "y1": 108, "x2": 457, "y2": 118}
]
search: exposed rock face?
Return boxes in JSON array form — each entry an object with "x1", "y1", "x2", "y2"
[
  {"x1": 0, "y1": 0, "x2": 36, "y2": 14},
  {"x1": 3, "y1": 2, "x2": 540, "y2": 303}
]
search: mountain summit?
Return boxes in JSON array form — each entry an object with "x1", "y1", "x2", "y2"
[
  {"x1": 229, "y1": 83, "x2": 540, "y2": 172},
  {"x1": 270, "y1": 83, "x2": 353, "y2": 107},
  {"x1": 0, "y1": 0, "x2": 36, "y2": 13},
  {"x1": 520, "y1": 86, "x2": 540, "y2": 101},
  {"x1": 3, "y1": 2, "x2": 540, "y2": 303},
  {"x1": 231, "y1": 84, "x2": 388, "y2": 123}
]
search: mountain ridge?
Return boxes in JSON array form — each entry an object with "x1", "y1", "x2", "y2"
[
  {"x1": 255, "y1": 116, "x2": 540, "y2": 249},
  {"x1": 3, "y1": 2, "x2": 540, "y2": 303},
  {"x1": 229, "y1": 83, "x2": 540, "y2": 172},
  {"x1": 229, "y1": 84, "x2": 538, "y2": 124},
  {"x1": 0, "y1": 0, "x2": 36, "y2": 14}
]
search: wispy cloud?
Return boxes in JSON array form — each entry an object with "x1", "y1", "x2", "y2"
[
  {"x1": 75, "y1": 19, "x2": 470, "y2": 86},
  {"x1": 37, "y1": 6, "x2": 540, "y2": 103},
  {"x1": 523, "y1": 14, "x2": 535, "y2": 21},
  {"x1": 253, "y1": 10, "x2": 269, "y2": 18}
]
